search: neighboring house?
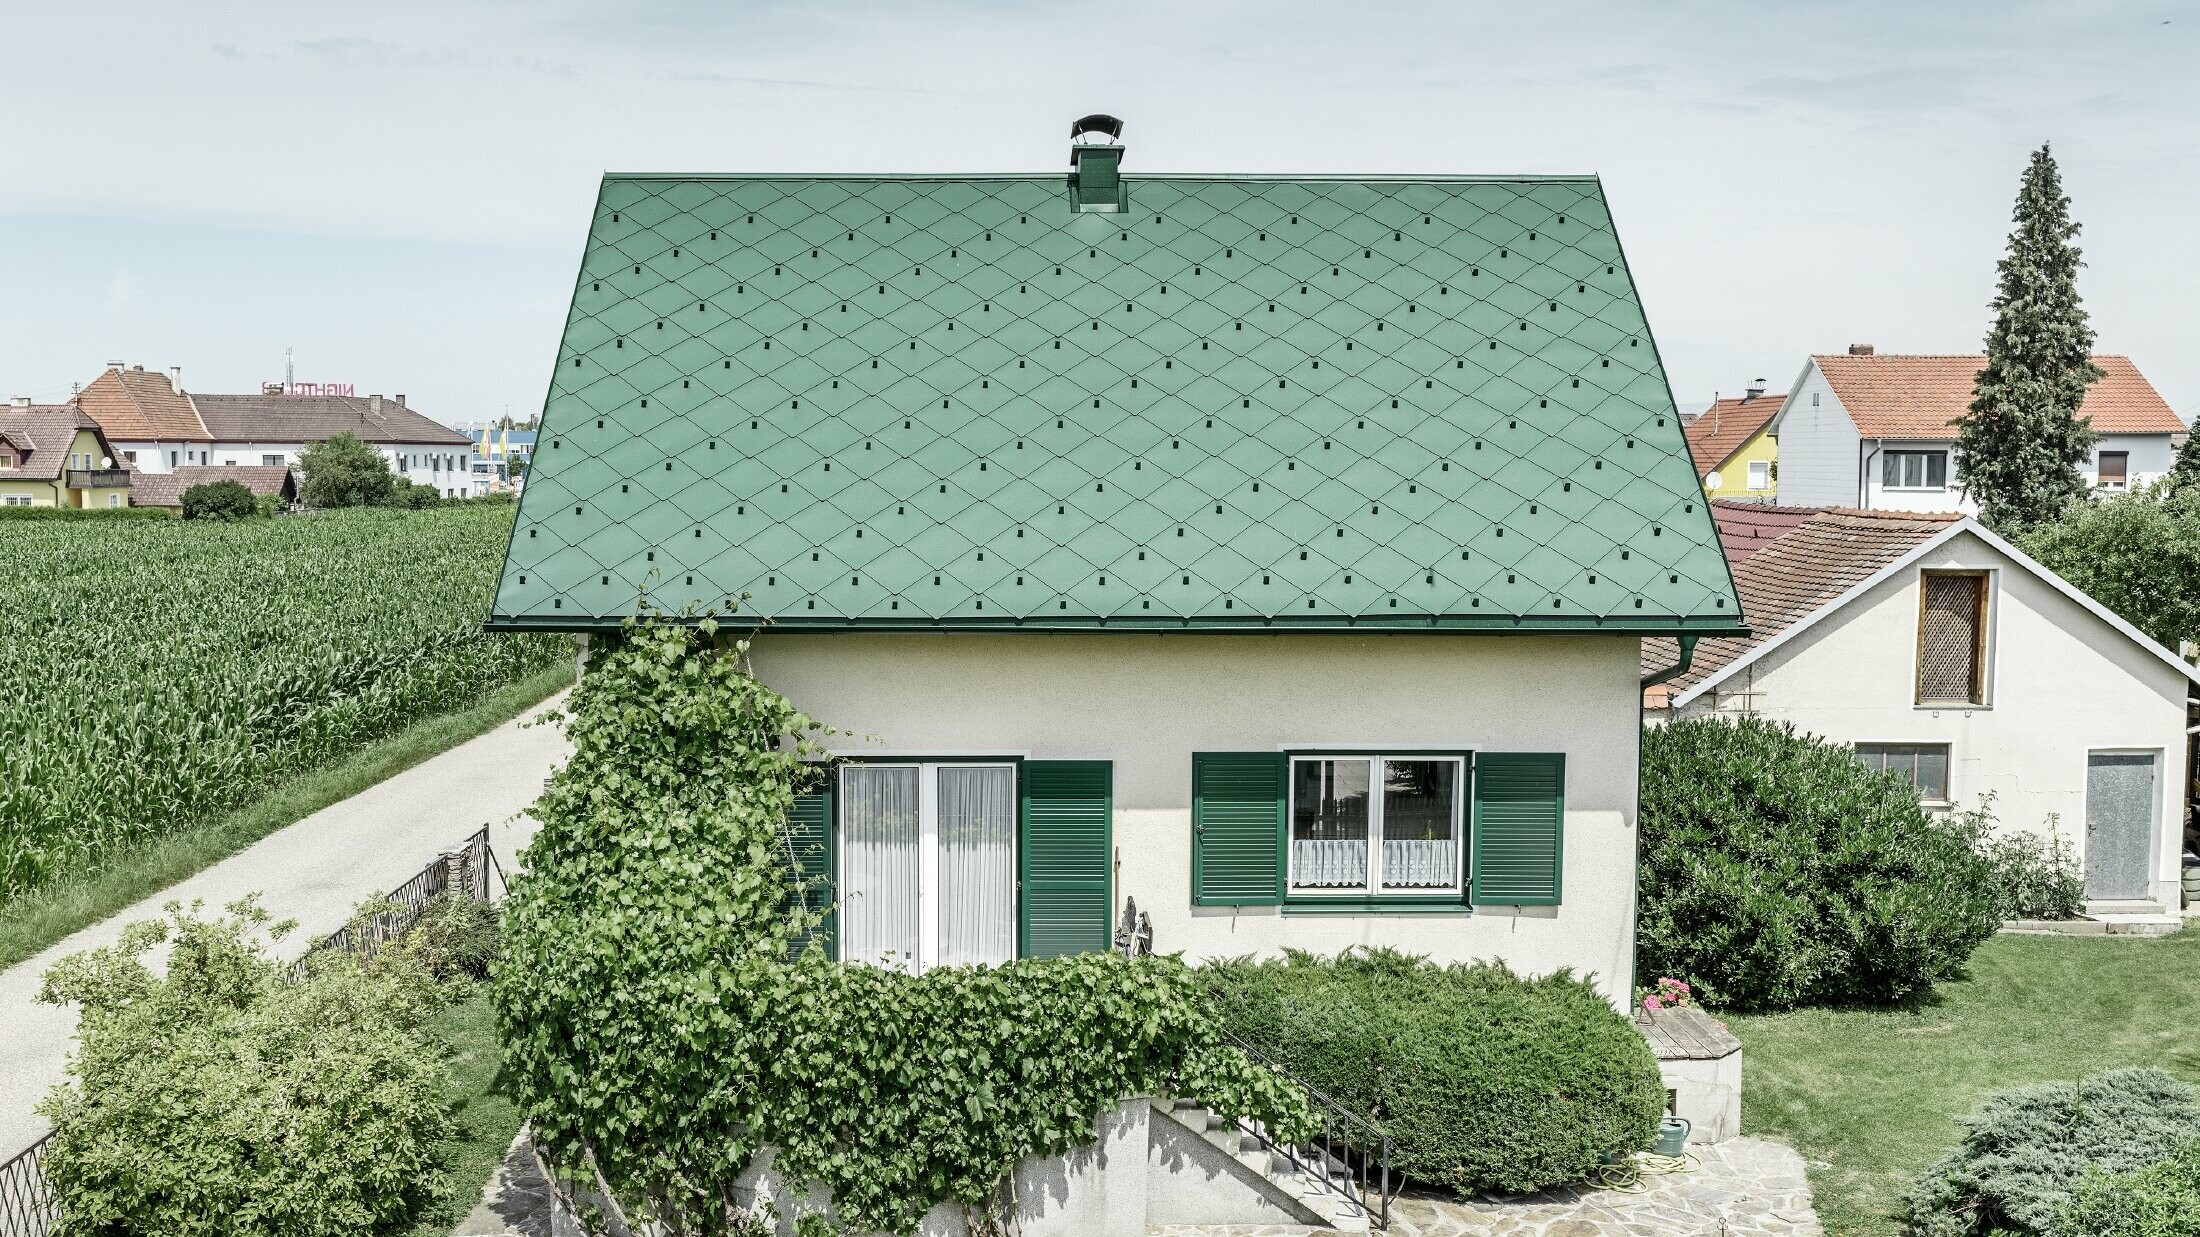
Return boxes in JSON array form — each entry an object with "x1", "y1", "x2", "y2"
[
  {"x1": 487, "y1": 125, "x2": 1744, "y2": 1003},
  {"x1": 127, "y1": 464, "x2": 299, "y2": 512},
  {"x1": 1682, "y1": 381, "x2": 1779, "y2": 501},
  {"x1": 72, "y1": 362, "x2": 478, "y2": 497},
  {"x1": 0, "y1": 401, "x2": 132, "y2": 508},
  {"x1": 1644, "y1": 504, "x2": 2194, "y2": 922},
  {"x1": 1768, "y1": 345, "x2": 2186, "y2": 513}
]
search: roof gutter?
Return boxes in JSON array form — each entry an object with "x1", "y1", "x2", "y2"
[{"x1": 1640, "y1": 634, "x2": 1699, "y2": 689}]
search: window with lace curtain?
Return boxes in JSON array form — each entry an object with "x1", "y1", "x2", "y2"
[
  {"x1": 1917, "y1": 571, "x2": 1991, "y2": 705},
  {"x1": 1288, "y1": 755, "x2": 1464, "y2": 894}
]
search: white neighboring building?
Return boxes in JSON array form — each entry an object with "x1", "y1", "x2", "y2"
[
  {"x1": 71, "y1": 362, "x2": 478, "y2": 496},
  {"x1": 1645, "y1": 504, "x2": 2197, "y2": 922},
  {"x1": 1768, "y1": 347, "x2": 2186, "y2": 514}
]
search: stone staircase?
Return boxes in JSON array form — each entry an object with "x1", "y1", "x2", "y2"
[{"x1": 1148, "y1": 1097, "x2": 1373, "y2": 1232}]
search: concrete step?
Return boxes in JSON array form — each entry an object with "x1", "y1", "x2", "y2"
[{"x1": 1150, "y1": 1098, "x2": 1371, "y2": 1232}]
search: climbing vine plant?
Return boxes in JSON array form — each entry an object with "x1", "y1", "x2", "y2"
[{"x1": 494, "y1": 617, "x2": 1313, "y2": 1236}]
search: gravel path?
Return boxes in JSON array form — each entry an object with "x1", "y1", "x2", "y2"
[{"x1": 0, "y1": 691, "x2": 571, "y2": 1160}]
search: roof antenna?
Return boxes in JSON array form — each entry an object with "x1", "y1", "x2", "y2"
[{"x1": 284, "y1": 346, "x2": 294, "y2": 391}]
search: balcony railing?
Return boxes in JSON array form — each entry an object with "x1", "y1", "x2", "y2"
[{"x1": 64, "y1": 469, "x2": 131, "y2": 489}]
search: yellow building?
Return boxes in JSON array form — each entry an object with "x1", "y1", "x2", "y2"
[
  {"x1": 0, "y1": 404, "x2": 134, "y2": 509},
  {"x1": 1683, "y1": 389, "x2": 1780, "y2": 503}
]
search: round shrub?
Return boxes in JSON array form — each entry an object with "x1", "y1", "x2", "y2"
[
  {"x1": 1905, "y1": 1068, "x2": 2200, "y2": 1237},
  {"x1": 1203, "y1": 948, "x2": 1666, "y2": 1195},
  {"x1": 180, "y1": 478, "x2": 256, "y2": 521},
  {"x1": 1639, "y1": 716, "x2": 2001, "y2": 1010}
]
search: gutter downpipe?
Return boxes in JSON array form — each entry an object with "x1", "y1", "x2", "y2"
[
  {"x1": 1640, "y1": 634, "x2": 1699, "y2": 689},
  {"x1": 1859, "y1": 438, "x2": 1883, "y2": 509}
]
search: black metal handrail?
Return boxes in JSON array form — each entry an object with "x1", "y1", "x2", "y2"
[
  {"x1": 1206, "y1": 1024, "x2": 1395, "y2": 1228},
  {"x1": 0, "y1": 825, "x2": 500, "y2": 1237}
]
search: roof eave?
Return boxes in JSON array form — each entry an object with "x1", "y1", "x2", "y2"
[{"x1": 484, "y1": 612, "x2": 1751, "y2": 637}]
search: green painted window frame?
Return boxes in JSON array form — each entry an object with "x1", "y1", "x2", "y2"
[{"x1": 1280, "y1": 748, "x2": 1475, "y2": 912}]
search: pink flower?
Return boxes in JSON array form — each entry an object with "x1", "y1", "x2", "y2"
[{"x1": 1643, "y1": 996, "x2": 1664, "y2": 1012}]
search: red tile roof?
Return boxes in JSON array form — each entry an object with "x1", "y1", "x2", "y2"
[
  {"x1": 1682, "y1": 393, "x2": 1781, "y2": 476},
  {"x1": 1708, "y1": 499, "x2": 1824, "y2": 563},
  {"x1": 191, "y1": 394, "x2": 471, "y2": 447},
  {"x1": 1643, "y1": 506, "x2": 1960, "y2": 708},
  {"x1": 1814, "y1": 353, "x2": 2184, "y2": 440},
  {"x1": 128, "y1": 465, "x2": 298, "y2": 509},
  {"x1": 72, "y1": 366, "x2": 211, "y2": 442},
  {"x1": 0, "y1": 406, "x2": 114, "y2": 481}
]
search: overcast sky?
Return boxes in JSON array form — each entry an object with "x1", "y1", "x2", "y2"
[{"x1": 3, "y1": 1, "x2": 2194, "y2": 426}]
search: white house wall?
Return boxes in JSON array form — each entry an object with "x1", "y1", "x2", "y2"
[
  {"x1": 205, "y1": 441, "x2": 476, "y2": 495},
  {"x1": 1860, "y1": 438, "x2": 1975, "y2": 515},
  {"x1": 1676, "y1": 530, "x2": 2188, "y2": 908},
  {"x1": 746, "y1": 632, "x2": 1645, "y2": 1003},
  {"x1": 1768, "y1": 364, "x2": 1861, "y2": 507},
  {"x1": 2086, "y1": 433, "x2": 2176, "y2": 491}
]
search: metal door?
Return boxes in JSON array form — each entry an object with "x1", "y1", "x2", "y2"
[{"x1": 2085, "y1": 752, "x2": 2158, "y2": 901}]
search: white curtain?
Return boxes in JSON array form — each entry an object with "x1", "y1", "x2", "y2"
[
  {"x1": 1380, "y1": 839, "x2": 1458, "y2": 889},
  {"x1": 1291, "y1": 839, "x2": 1368, "y2": 888},
  {"x1": 937, "y1": 766, "x2": 1016, "y2": 966},
  {"x1": 840, "y1": 766, "x2": 920, "y2": 969}
]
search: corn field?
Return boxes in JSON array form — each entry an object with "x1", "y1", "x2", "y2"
[{"x1": 0, "y1": 506, "x2": 566, "y2": 903}]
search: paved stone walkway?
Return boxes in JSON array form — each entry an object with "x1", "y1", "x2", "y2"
[
  {"x1": 1150, "y1": 1137, "x2": 1820, "y2": 1237},
  {"x1": 0, "y1": 691, "x2": 570, "y2": 1159}
]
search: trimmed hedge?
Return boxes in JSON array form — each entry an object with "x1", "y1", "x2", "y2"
[
  {"x1": 1203, "y1": 948, "x2": 1665, "y2": 1195},
  {"x1": 1640, "y1": 716, "x2": 2001, "y2": 1010},
  {"x1": 0, "y1": 504, "x2": 174, "y2": 521},
  {"x1": 1905, "y1": 1068, "x2": 2200, "y2": 1237}
]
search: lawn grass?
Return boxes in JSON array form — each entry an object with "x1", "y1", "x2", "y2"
[
  {"x1": 0, "y1": 662, "x2": 570, "y2": 974},
  {"x1": 407, "y1": 985, "x2": 524, "y2": 1236},
  {"x1": 1730, "y1": 928, "x2": 2200, "y2": 1237}
]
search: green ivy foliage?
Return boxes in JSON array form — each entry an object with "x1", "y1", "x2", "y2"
[
  {"x1": 35, "y1": 897, "x2": 454, "y2": 1237},
  {"x1": 1203, "y1": 948, "x2": 1664, "y2": 1195},
  {"x1": 1905, "y1": 1069, "x2": 2200, "y2": 1237},
  {"x1": 494, "y1": 617, "x2": 1313, "y2": 1236},
  {"x1": 2060, "y1": 1139, "x2": 2200, "y2": 1237},
  {"x1": 1639, "y1": 716, "x2": 2001, "y2": 1010}
]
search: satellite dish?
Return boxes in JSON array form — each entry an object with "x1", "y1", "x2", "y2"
[
  {"x1": 1704, "y1": 470, "x2": 1723, "y2": 490},
  {"x1": 100, "y1": 456, "x2": 113, "y2": 469}
]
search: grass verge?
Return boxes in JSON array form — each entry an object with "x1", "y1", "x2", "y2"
[
  {"x1": 1730, "y1": 928, "x2": 2200, "y2": 1237},
  {"x1": 408, "y1": 986, "x2": 523, "y2": 1236},
  {"x1": 0, "y1": 662, "x2": 569, "y2": 973}
]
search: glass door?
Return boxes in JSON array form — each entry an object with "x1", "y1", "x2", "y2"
[{"x1": 838, "y1": 762, "x2": 1017, "y2": 970}]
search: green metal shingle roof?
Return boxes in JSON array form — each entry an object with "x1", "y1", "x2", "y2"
[{"x1": 488, "y1": 168, "x2": 1743, "y2": 633}]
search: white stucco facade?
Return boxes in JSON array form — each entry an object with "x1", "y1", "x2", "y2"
[
  {"x1": 746, "y1": 631, "x2": 1646, "y2": 1002},
  {"x1": 1672, "y1": 528, "x2": 2192, "y2": 909},
  {"x1": 1766, "y1": 364, "x2": 1861, "y2": 508}
]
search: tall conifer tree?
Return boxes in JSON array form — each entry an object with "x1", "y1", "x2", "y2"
[{"x1": 1956, "y1": 144, "x2": 2102, "y2": 530}]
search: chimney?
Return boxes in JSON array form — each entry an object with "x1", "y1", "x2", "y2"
[
  {"x1": 168, "y1": 366, "x2": 182, "y2": 393},
  {"x1": 1744, "y1": 377, "x2": 1767, "y2": 400},
  {"x1": 394, "y1": 393, "x2": 406, "y2": 407},
  {"x1": 1069, "y1": 114, "x2": 1125, "y2": 213},
  {"x1": 369, "y1": 394, "x2": 383, "y2": 415},
  {"x1": 10, "y1": 396, "x2": 29, "y2": 408},
  {"x1": 131, "y1": 364, "x2": 143, "y2": 372},
  {"x1": 106, "y1": 358, "x2": 125, "y2": 371},
  {"x1": 1848, "y1": 343, "x2": 1875, "y2": 356}
]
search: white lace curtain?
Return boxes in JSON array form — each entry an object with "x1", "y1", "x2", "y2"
[
  {"x1": 838, "y1": 764, "x2": 1015, "y2": 970},
  {"x1": 840, "y1": 766, "x2": 920, "y2": 969},
  {"x1": 937, "y1": 766, "x2": 1015, "y2": 966}
]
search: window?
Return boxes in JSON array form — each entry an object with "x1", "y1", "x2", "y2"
[
  {"x1": 1917, "y1": 571, "x2": 1990, "y2": 705},
  {"x1": 1289, "y1": 755, "x2": 1464, "y2": 894},
  {"x1": 0, "y1": 450, "x2": 13, "y2": 469},
  {"x1": 2097, "y1": 451, "x2": 2129, "y2": 489},
  {"x1": 108, "y1": 493, "x2": 121, "y2": 507},
  {"x1": 839, "y1": 762, "x2": 1017, "y2": 970},
  {"x1": 1856, "y1": 744, "x2": 1951, "y2": 803},
  {"x1": 1811, "y1": 392, "x2": 1820, "y2": 407},
  {"x1": 1746, "y1": 460, "x2": 1771, "y2": 490},
  {"x1": 1883, "y1": 450, "x2": 1949, "y2": 490},
  {"x1": 262, "y1": 454, "x2": 283, "y2": 467},
  {"x1": 169, "y1": 451, "x2": 177, "y2": 467},
  {"x1": 122, "y1": 451, "x2": 135, "y2": 463},
  {"x1": 2, "y1": 495, "x2": 31, "y2": 506}
]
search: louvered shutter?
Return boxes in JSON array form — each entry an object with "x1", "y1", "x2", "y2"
[
  {"x1": 1192, "y1": 752, "x2": 1286, "y2": 905},
  {"x1": 1019, "y1": 760, "x2": 1113, "y2": 958},
  {"x1": 784, "y1": 775, "x2": 836, "y2": 960},
  {"x1": 1471, "y1": 753, "x2": 1564, "y2": 906}
]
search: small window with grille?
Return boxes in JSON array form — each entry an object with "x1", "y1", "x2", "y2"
[{"x1": 1917, "y1": 571, "x2": 1990, "y2": 705}]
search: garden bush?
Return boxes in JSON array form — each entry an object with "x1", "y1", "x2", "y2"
[
  {"x1": 496, "y1": 617, "x2": 1311, "y2": 1236},
  {"x1": 35, "y1": 896, "x2": 456, "y2": 1237},
  {"x1": 1904, "y1": 1068, "x2": 2200, "y2": 1237},
  {"x1": 1639, "y1": 716, "x2": 2001, "y2": 1010},
  {"x1": 1202, "y1": 948, "x2": 1666, "y2": 1195},
  {"x1": 180, "y1": 479, "x2": 256, "y2": 521},
  {"x1": 1977, "y1": 805, "x2": 2087, "y2": 922},
  {"x1": 2059, "y1": 1139, "x2": 2200, "y2": 1237}
]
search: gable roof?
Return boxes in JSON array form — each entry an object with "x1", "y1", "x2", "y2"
[
  {"x1": 488, "y1": 165, "x2": 1741, "y2": 633},
  {"x1": 1682, "y1": 393, "x2": 1779, "y2": 476},
  {"x1": 1812, "y1": 353, "x2": 2184, "y2": 440},
  {"x1": 73, "y1": 366, "x2": 211, "y2": 442},
  {"x1": 1708, "y1": 499, "x2": 1823, "y2": 563},
  {"x1": 191, "y1": 394, "x2": 472, "y2": 447},
  {"x1": 1642, "y1": 506, "x2": 1957, "y2": 707},
  {"x1": 1644, "y1": 504, "x2": 2200, "y2": 709},
  {"x1": 128, "y1": 465, "x2": 298, "y2": 509},
  {"x1": 0, "y1": 406, "x2": 116, "y2": 481}
]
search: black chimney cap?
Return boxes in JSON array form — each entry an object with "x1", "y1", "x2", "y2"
[{"x1": 1071, "y1": 114, "x2": 1124, "y2": 141}]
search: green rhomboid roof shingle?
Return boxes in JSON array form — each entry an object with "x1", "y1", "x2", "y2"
[{"x1": 488, "y1": 170, "x2": 1742, "y2": 633}]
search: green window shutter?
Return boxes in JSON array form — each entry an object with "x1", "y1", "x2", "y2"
[
  {"x1": 1019, "y1": 760, "x2": 1114, "y2": 959},
  {"x1": 1471, "y1": 753, "x2": 1564, "y2": 906},
  {"x1": 785, "y1": 774, "x2": 836, "y2": 960},
  {"x1": 1192, "y1": 752, "x2": 1285, "y2": 905}
]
